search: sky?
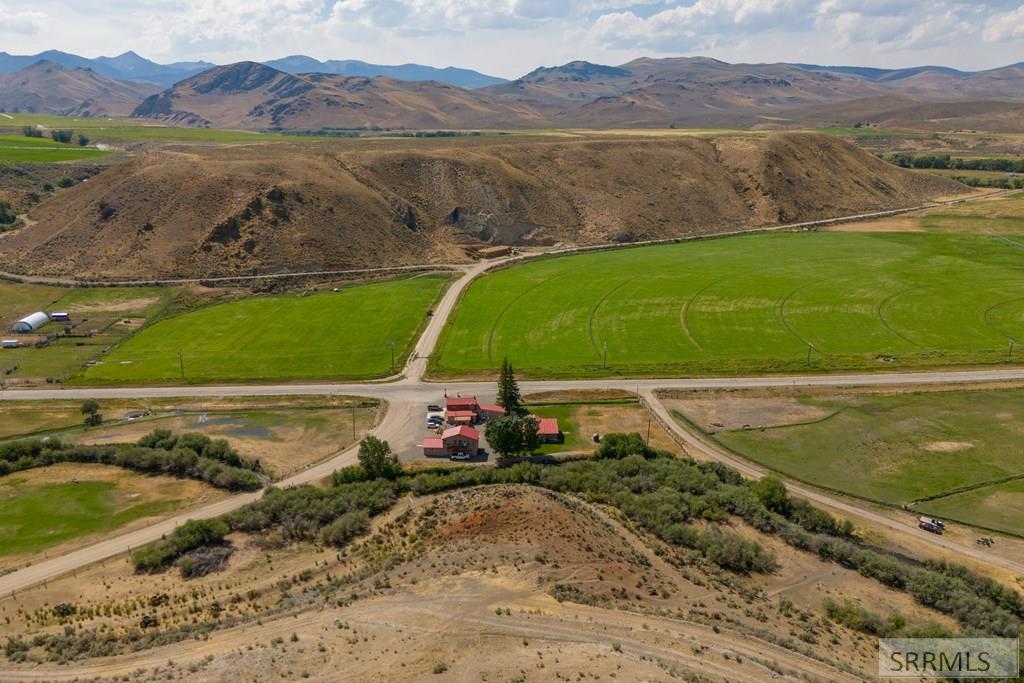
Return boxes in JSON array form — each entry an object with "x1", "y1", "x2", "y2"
[{"x1": 0, "y1": 0, "x2": 1022, "y2": 78}]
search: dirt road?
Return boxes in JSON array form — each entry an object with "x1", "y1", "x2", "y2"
[{"x1": 641, "y1": 389, "x2": 1024, "y2": 576}]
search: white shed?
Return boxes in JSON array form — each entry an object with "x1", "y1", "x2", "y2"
[{"x1": 12, "y1": 311, "x2": 49, "y2": 333}]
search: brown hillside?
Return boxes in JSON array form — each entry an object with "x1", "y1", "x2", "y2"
[
  {"x1": 0, "y1": 133, "x2": 964, "y2": 280},
  {"x1": 0, "y1": 60, "x2": 159, "y2": 117},
  {"x1": 132, "y1": 61, "x2": 545, "y2": 130}
]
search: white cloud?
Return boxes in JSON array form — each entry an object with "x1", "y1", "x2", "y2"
[
  {"x1": 0, "y1": 2, "x2": 46, "y2": 34},
  {"x1": 0, "y1": 0, "x2": 1021, "y2": 77},
  {"x1": 983, "y1": 3, "x2": 1024, "y2": 42}
]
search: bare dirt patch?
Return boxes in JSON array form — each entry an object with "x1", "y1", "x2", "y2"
[
  {"x1": 923, "y1": 440, "x2": 975, "y2": 453},
  {"x1": 67, "y1": 297, "x2": 159, "y2": 313},
  {"x1": 573, "y1": 402, "x2": 681, "y2": 454},
  {"x1": 663, "y1": 393, "x2": 837, "y2": 432}
]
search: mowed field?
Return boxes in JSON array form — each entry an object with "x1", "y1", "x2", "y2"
[
  {"x1": 0, "y1": 464, "x2": 218, "y2": 560},
  {"x1": 83, "y1": 275, "x2": 450, "y2": 383},
  {"x1": 0, "y1": 134, "x2": 109, "y2": 163},
  {"x1": 666, "y1": 387, "x2": 1024, "y2": 536},
  {"x1": 434, "y1": 231, "x2": 1024, "y2": 378}
]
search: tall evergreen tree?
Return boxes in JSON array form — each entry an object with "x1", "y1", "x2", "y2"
[{"x1": 496, "y1": 357, "x2": 521, "y2": 413}]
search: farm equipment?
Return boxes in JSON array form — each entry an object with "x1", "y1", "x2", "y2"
[
  {"x1": 977, "y1": 537, "x2": 995, "y2": 547},
  {"x1": 918, "y1": 516, "x2": 946, "y2": 534}
]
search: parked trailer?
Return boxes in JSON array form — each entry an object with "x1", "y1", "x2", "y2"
[
  {"x1": 1, "y1": 339, "x2": 20, "y2": 349},
  {"x1": 918, "y1": 516, "x2": 946, "y2": 534}
]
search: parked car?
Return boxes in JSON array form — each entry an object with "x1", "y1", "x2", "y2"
[
  {"x1": 427, "y1": 404, "x2": 442, "y2": 412},
  {"x1": 918, "y1": 516, "x2": 945, "y2": 534},
  {"x1": 450, "y1": 452, "x2": 471, "y2": 461}
]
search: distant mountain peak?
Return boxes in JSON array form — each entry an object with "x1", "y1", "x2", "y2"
[{"x1": 521, "y1": 61, "x2": 631, "y2": 83}]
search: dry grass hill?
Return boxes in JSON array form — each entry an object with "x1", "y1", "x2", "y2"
[
  {"x1": 0, "y1": 132, "x2": 963, "y2": 280},
  {"x1": 0, "y1": 484, "x2": 955, "y2": 681},
  {"x1": 0, "y1": 61, "x2": 160, "y2": 117},
  {"x1": 132, "y1": 61, "x2": 545, "y2": 130}
]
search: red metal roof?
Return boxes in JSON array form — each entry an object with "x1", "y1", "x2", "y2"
[
  {"x1": 446, "y1": 410, "x2": 477, "y2": 417},
  {"x1": 442, "y1": 425, "x2": 479, "y2": 441},
  {"x1": 446, "y1": 397, "x2": 478, "y2": 410},
  {"x1": 533, "y1": 417, "x2": 560, "y2": 436},
  {"x1": 423, "y1": 437, "x2": 444, "y2": 449},
  {"x1": 478, "y1": 403, "x2": 506, "y2": 414}
]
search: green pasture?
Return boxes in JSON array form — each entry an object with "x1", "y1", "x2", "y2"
[
  {"x1": 0, "y1": 478, "x2": 180, "y2": 556},
  {"x1": 0, "y1": 134, "x2": 109, "y2": 163},
  {"x1": 82, "y1": 274, "x2": 450, "y2": 383},
  {"x1": 671, "y1": 387, "x2": 1024, "y2": 536},
  {"x1": 0, "y1": 114, "x2": 289, "y2": 144},
  {"x1": 918, "y1": 479, "x2": 1024, "y2": 537},
  {"x1": 434, "y1": 231, "x2": 1024, "y2": 378}
]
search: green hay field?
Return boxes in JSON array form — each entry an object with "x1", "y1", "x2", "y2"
[
  {"x1": 674, "y1": 387, "x2": 1024, "y2": 535},
  {"x1": 433, "y1": 231, "x2": 1024, "y2": 378},
  {"x1": 82, "y1": 275, "x2": 450, "y2": 384},
  {"x1": 0, "y1": 134, "x2": 110, "y2": 163}
]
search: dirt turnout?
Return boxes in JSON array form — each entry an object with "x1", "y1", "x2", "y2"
[{"x1": 0, "y1": 132, "x2": 964, "y2": 280}]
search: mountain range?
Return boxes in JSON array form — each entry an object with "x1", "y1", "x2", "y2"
[
  {"x1": 0, "y1": 50, "x2": 1022, "y2": 131},
  {"x1": 0, "y1": 50, "x2": 504, "y2": 88}
]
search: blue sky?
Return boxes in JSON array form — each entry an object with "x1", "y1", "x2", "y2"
[{"x1": 1, "y1": 0, "x2": 1021, "y2": 77}]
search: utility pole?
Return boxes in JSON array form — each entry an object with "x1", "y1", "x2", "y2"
[
  {"x1": 1010, "y1": 339, "x2": 1015, "y2": 362},
  {"x1": 603, "y1": 342, "x2": 608, "y2": 369},
  {"x1": 177, "y1": 350, "x2": 186, "y2": 381},
  {"x1": 806, "y1": 343, "x2": 813, "y2": 364},
  {"x1": 646, "y1": 417, "x2": 652, "y2": 447},
  {"x1": 386, "y1": 341, "x2": 396, "y2": 371}
]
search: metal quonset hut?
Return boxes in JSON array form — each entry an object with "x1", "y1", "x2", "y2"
[{"x1": 11, "y1": 311, "x2": 48, "y2": 333}]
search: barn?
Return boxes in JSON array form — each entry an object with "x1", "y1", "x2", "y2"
[
  {"x1": 533, "y1": 416, "x2": 563, "y2": 444},
  {"x1": 11, "y1": 312, "x2": 49, "y2": 333}
]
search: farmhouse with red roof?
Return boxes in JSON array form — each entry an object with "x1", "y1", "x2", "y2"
[{"x1": 423, "y1": 425, "x2": 480, "y2": 457}]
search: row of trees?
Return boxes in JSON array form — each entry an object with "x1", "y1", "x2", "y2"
[
  {"x1": 884, "y1": 153, "x2": 1024, "y2": 173},
  {"x1": 0, "y1": 431, "x2": 263, "y2": 491},
  {"x1": 21, "y1": 126, "x2": 89, "y2": 146}
]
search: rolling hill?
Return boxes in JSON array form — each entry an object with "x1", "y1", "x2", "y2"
[
  {"x1": 263, "y1": 55, "x2": 505, "y2": 88},
  {"x1": 0, "y1": 133, "x2": 964, "y2": 280},
  {"x1": 0, "y1": 60, "x2": 161, "y2": 117},
  {"x1": 0, "y1": 50, "x2": 213, "y2": 87},
  {"x1": 131, "y1": 61, "x2": 543, "y2": 129}
]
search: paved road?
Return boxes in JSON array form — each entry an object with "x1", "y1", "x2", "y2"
[{"x1": 1, "y1": 184, "x2": 1021, "y2": 596}]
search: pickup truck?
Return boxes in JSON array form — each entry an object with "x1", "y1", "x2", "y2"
[{"x1": 918, "y1": 516, "x2": 945, "y2": 534}]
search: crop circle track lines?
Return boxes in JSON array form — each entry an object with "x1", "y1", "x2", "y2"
[
  {"x1": 874, "y1": 285, "x2": 931, "y2": 351},
  {"x1": 981, "y1": 294, "x2": 1024, "y2": 343},
  {"x1": 587, "y1": 277, "x2": 638, "y2": 361},
  {"x1": 485, "y1": 271, "x2": 571, "y2": 363},
  {"x1": 678, "y1": 277, "x2": 728, "y2": 356}
]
